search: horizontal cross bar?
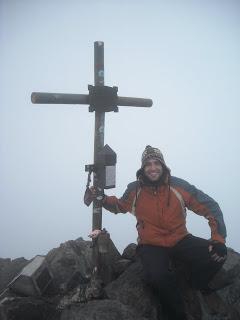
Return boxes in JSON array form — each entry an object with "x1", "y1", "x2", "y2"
[
  {"x1": 118, "y1": 96, "x2": 152, "y2": 108},
  {"x1": 31, "y1": 92, "x2": 89, "y2": 105},
  {"x1": 31, "y1": 92, "x2": 152, "y2": 108}
]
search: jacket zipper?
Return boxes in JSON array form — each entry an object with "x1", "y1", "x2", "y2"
[{"x1": 154, "y1": 188, "x2": 164, "y2": 218}]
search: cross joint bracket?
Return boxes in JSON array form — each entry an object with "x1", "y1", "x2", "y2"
[{"x1": 88, "y1": 85, "x2": 119, "y2": 113}]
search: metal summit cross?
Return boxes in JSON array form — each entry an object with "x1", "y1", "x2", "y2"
[{"x1": 31, "y1": 41, "x2": 152, "y2": 233}]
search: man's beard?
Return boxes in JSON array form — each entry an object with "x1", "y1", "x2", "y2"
[{"x1": 141, "y1": 171, "x2": 167, "y2": 187}]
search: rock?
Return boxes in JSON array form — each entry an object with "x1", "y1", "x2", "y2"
[
  {"x1": 46, "y1": 237, "x2": 121, "y2": 294},
  {"x1": 45, "y1": 238, "x2": 93, "y2": 293},
  {"x1": 113, "y1": 258, "x2": 132, "y2": 276},
  {"x1": 57, "y1": 285, "x2": 88, "y2": 309},
  {"x1": 122, "y1": 243, "x2": 137, "y2": 261},
  {"x1": 0, "y1": 296, "x2": 56, "y2": 320},
  {"x1": 1, "y1": 240, "x2": 240, "y2": 320},
  {"x1": 59, "y1": 299, "x2": 150, "y2": 320},
  {"x1": 85, "y1": 277, "x2": 105, "y2": 300},
  {"x1": 221, "y1": 248, "x2": 240, "y2": 280},
  {"x1": 0, "y1": 258, "x2": 29, "y2": 294},
  {"x1": 198, "y1": 291, "x2": 240, "y2": 320},
  {"x1": 105, "y1": 262, "x2": 159, "y2": 320},
  {"x1": 214, "y1": 249, "x2": 240, "y2": 319}
]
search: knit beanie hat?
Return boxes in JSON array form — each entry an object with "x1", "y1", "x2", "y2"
[{"x1": 141, "y1": 145, "x2": 168, "y2": 169}]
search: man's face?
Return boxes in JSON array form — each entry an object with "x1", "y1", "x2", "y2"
[{"x1": 144, "y1": 159, "x2": 163, "y2": 181}]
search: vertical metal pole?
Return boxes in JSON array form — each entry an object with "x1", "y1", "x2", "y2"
[{"x1": 92, "y1": 41, "x2": 105, "y2": 231}]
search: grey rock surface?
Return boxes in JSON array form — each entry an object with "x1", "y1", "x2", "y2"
[
  {"x1": 46, "y1": 236, "x2": 121, "y2": 294},
  {"x1": 60, "y1": 299, "x2": 150, "y2": 320},
  {"x1": 0, "y1": 239, "x2": 240, "y2": 320},
  {"x1": 112, "y1": 258, "x2": 132, "y2": 276},
  {"x1": 122, "y1": 243, "x2": 137, "y2": 261},
  {"x1": 105, "y1": 262, "x2": 159, "y2": 319},
  {"x1": 0, "y1": 258, "x2": 28, "y2": 293},
  {"x1": 213, "y1": 248, "x2": 240, "y2": 320},
  {"x1": 45, "y1": 238, "x2": 93, "y2": 293},
  {"x1": 0, "y1": 296, "x2": 56, "y2": 320}
]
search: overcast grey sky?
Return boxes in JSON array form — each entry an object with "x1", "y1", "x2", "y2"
[{"x1": 1, "y1": 0, "x2": 239, "y2": 259}]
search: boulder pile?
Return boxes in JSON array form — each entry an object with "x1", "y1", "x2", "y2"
[{"x1": 0, "y1": 237, "x2": 239, "y2": 320}]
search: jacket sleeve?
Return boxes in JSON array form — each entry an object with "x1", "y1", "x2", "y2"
[
  {"x1": 103, "y1": 181, "x2": 137, "y2": 214},
  {"x1": 173, "y1": 177, "x2": 227, "y2": 244}
]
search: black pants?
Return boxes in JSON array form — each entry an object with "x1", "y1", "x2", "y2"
[{"x1": 138, "y1": 234, "x2": 225, "y2": 320}]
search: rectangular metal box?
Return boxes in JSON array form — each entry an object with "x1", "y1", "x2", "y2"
[{"x1": 8, "y1": 255, "x2": 52, "y2": 296}]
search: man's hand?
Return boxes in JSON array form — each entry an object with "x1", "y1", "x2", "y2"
[
  {"x1": 89, "y1": 186, "x2": 96, "y2": 195},
  {"x1": 90, "y1": 186, "x2": 105, "y2": 201},
  {"x1": 84, "y1": 186, "x2": 105, "y2": 206},
  {"x1": 208, "y1": 241, "x2": 227, "y2": 263},
  {"x1": 88, "y1": 229, "x2": 102, "y2": 239}
]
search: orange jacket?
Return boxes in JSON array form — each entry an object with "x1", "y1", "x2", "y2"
[{"x1": 103, "y1": 176, "x2": 226, "y2": 247}]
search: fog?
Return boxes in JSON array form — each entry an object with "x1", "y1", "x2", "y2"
[{"x1": 1, "y1": 0, "x2": 239, "y2": 259}]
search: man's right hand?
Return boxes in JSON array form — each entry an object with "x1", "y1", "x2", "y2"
[{"x1": 84, "y1": 186, "x2": 105, "y2": 206}]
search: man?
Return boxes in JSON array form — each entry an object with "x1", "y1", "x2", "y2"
[{"x1": 88, "y1": 145, "x2": 227, "y2": 320}]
